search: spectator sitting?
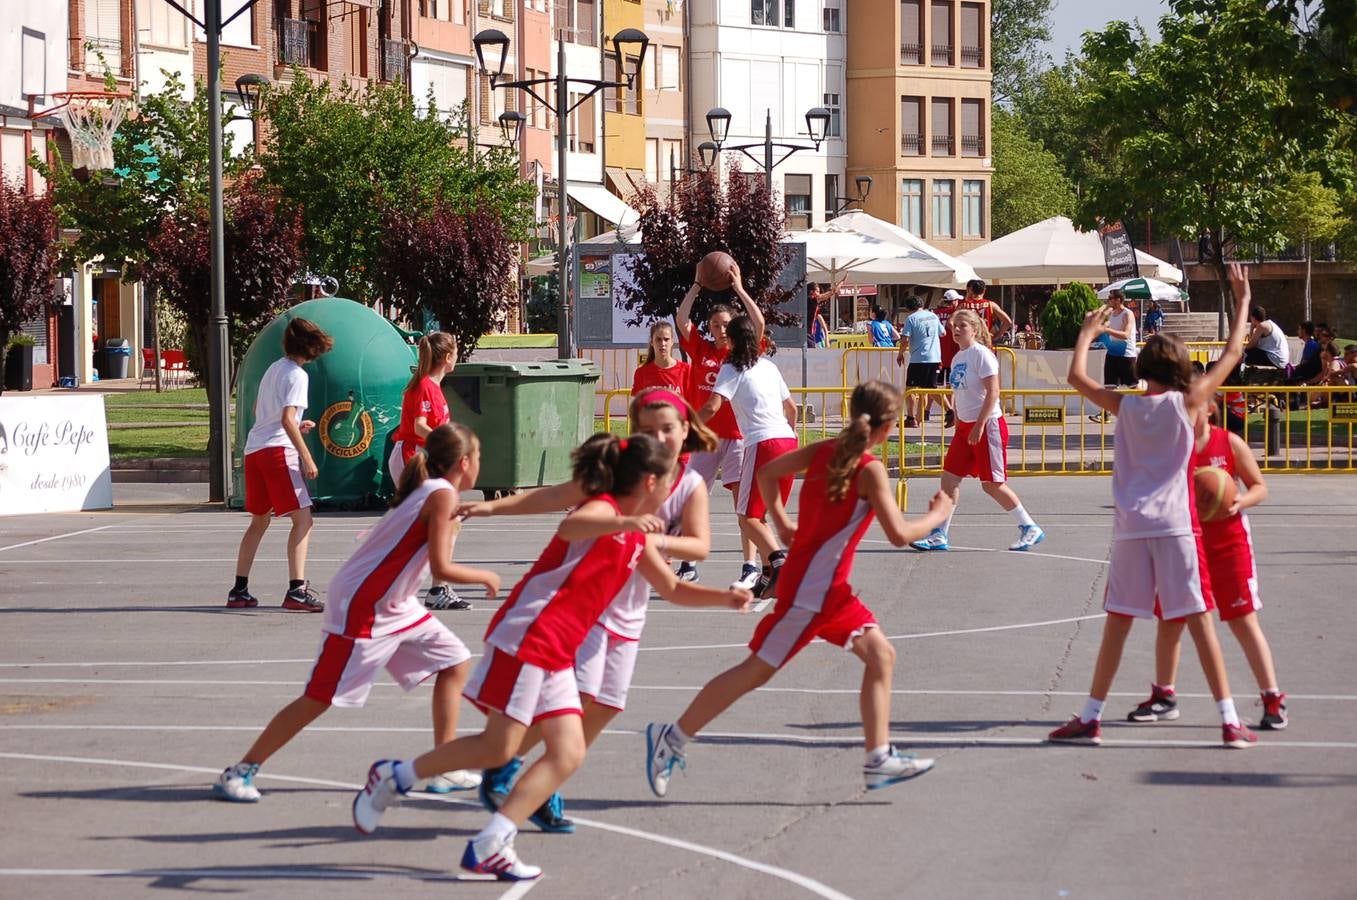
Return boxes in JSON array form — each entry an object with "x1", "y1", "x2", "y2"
[
  {"x1": 1289, "y1": 321, "x2": 1322, "y2": 383},
  {"x1": 1309, "y1": 342, "x2": 1354, "y2": 407},
  {"x1": 867, "y1": 306, "x2": 900, "y2": 348},
  {"x1": 1243, "y1": 305, "x2": 1291, "y2": 369},
  {"x1": 1144, "y1": 300, "x2": 1165, "y2": 335},
  {"x1": 1206, "y1": 358, "x2": 1248, "y2": 437}
]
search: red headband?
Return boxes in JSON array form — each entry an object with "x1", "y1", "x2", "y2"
[{"x1": 633, "y1": 388, "x2": 691, "y2": 415}]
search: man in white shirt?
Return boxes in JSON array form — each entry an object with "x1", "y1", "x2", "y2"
[{"x1": 1244, "y1": 305, "x2": 1291, "y2": 369}]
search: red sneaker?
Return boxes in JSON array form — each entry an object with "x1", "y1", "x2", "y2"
[
  {"x1": 1259, "y1": 691, "x2": 1288, "y2": 730},
  {"x1": 1222, "y1": 722, "x2": 1257, "y2": 749},
  {"x1": 1048, "y1": 716, "x2": 1102, "y2": 745}
]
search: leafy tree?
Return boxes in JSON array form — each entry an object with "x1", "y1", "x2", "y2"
[
  {"x1": 1012, "y1": 59, "x2": 1107, "y2": 194},
  {"x1": 618, "y1": 167, "x2": 800, "y2": 329},
  {"x1": 526, "y1": 273, "x2": 559, "y2": 336},
  {"x1": 256, "y1": 76, "x2": 533, "y2": 302},
  {"x1": 1268, "y1": 0, "x2": 1357, "y2": 118},
  {"x1": 1038, "y1": 281, "x2": 1100, "y2": 350},
  {"x1": 1274, "y1": 170, "x2": 1347, "y2": 318},
  {"x1": 0, "y1": 182, "x2": 59, "y2": 374},
  {"x1": 991, "y1": 0, "x2": 1055, "y2": 105},
  {"x1": 374, "y1": 197, "x2": 516, "y2": 360},
  {"x1": 991, "y1": 108, "x2": 1076, "y2": 237}
]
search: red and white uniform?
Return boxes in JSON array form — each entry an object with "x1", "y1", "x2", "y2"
[
  {"x1": 303, "y1": 478, "x2": 470, "y2": 707},
  {"x1": 936, "y1": 303, "x2": 958, "y2": 370},
  {"x1": 632, "y1": 360, "x2": 690, "y2": 394},
  {"x1": 243, "y1": 357, "x2": 311, "y2": 516},
  {"x1": 467, "y1": 494, "x2": 646, "y2": 725},
  {"x1": 1104, "y1": 392, "x2": 1215, "y2": 620},
  {"x1": 389, "y1": 376, "x2": 451, "y2": 481},
  {"x1": 750, "y1": 445, "x2": 879, "y2": 668},
  {"x1": 944, "y1": 343, "x2": 1008, "y2": 483},
  {"x1": 578, "y1": 462, "x2": 706, "y2": 710},
  {"x1": 713, "y1": 357, "x2": 798, "y2": 519},
  {"x1": 681, "y1": 327, "x2": 744, "y2": 488}
]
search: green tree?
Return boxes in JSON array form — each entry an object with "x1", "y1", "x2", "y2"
[
  {"x1": 1268, "y1": 0, "x2": 1357, "y2": 117},
  {"x1": 0, "y1": 182, "x2": 59, "y2": 376},
  {"x1": 1275, "y1": 170, "x2": 1347, "y2": 318},
  {"x1": 991, "y1": 0, "x2": 1055, "y2": 104},
  {"x1": 1038, "y1": 281, "x2": 1100, "y2": 350},
  {"x1": 256, "y1": 76, "x2": 533, "y2": 301},
  {"x1": 990, "y1": 108, "x2": 1076, "y2": 237}
]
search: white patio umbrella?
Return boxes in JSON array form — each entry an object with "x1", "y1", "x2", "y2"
[
  {"x1": 1097, "y1": 277, "x2": 1187, "y2": 302},
  {"x1": 790, "y1": 210, "x2": 978, "y2": 287},
  {"x1": 523, "y1": 225, "x2": 641, "y2": 277},
  {"x1": 958, "y1": 216, "x2": 1183, "y2": 285}
]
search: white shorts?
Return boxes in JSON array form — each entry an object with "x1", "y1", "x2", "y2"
[
  {"x1": 688, "y1": 437, "x2": 744, "y2": 489},
  {"x1": 303, "y1": 615, "x2": 470, "y2": 708},
  {"x1": 1104, "y1": 535, "x2": 1213, "y2": 620},
  {"x1": 387, "y1": 441, "x2": 405, "y2": 483},
  {"x1": 465, "y1": 646, "x2": 582, "y2": 726},
  {"x1": 574, "y1": 624, "x2": 639, "y2": 711}
]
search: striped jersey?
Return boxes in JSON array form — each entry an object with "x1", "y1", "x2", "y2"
[
  {"x1": 324, "y1": 478, "x2": 451, "y2": 639},
  {"x1": 1111, "y1": 392, "x2": 1200, "y2": 540},
  {"x1": 599, "y1": 460, "x2": 706, "y2": 640},
  {"x1": 485, "y1": 493, "x2": 646, "y2": 669},
  {"x1": 778, "y1": 444, "x2": 877, "y2": 613}
]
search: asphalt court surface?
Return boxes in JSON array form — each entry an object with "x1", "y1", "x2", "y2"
[{"x1": 1, "y1": 475, "x2": 1355, "y2": 899}]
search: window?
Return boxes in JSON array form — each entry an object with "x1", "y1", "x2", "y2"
[
  {"x1": 646, "y1": 138, "x2": 660, "y2": 183},
  {"x1": 900, "y1": 0, "x2": 922, "y2": 64},
  {"x1": 346, "y1": 7, "x2": 368, "y2": 77},
  {"x1": 752, "y1": 0, "x2": 794, "y2": 27},
  {"x1": 902, "y1": 179, "x2": 924, "y2": 236},
  {"x1": 901, "y1": 96, "x2": 924, "y2": 155},
  {"x1": 961, "y1": 2, "x2": 984, "y2": 67},
  {"x1": 784, "y1": 174, "x2": 812, "y2": 230},
  {"x1": 785, "y1": 0, "x2": 796, "y2": 27},
  {"x1": 610, "y1": 55, "x2": 642, "y2": 114},
  {"x1": 931, "y1": 97, "x2": 953, "y2": 155},
  {"x1": 930, "y1": 0, "x2": 952, "y2": 66},
  {"x1": 422, "y1": 57, "x2": 470, "y2": 120},
  {"x1": 221, "y1": 0, "x2": 254, "y2": 48},
  {"x1": 823, "y1": 92, "x2": 841, "y2": 137},
  {"x1": 575, "y1": 0, "x2": 597, "y2": 46},
  {"x1": 961, "y1": 98, "x2": 984, "y2": 157},
  {"x1": 570, "y1": 92, "x2": 597, "y2": 152},
  {"x1": 84, "y1": 0, "x2": 123, "y2": 75},
  {"x1": 137, "y1": 0, "x2": 188, "y2": 48},
  {"x1": 824, "y1": 173, "x2": 839, "y2": 220},
  {"x1": 823, "y1": 0, "x2": 841, "y2": 32},
  {"x1": 664, "y1": 139, "x2": 684, "y2": 175},
  {"x1": 661, "y1": 45, "x2": 681, "y2": 90},
  {"x1": 931, "y1": 179, "x2": 954, "y2": 238},
  {"x1": 962, "y1": 179, "x2": 984, "y2": 237},
  {"x1": 276, "y1": 0, "x2": 327, "y2": 69}
]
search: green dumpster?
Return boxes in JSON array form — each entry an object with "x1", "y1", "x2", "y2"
[{"x1": 443, "y1": 360, "x2": 599, "y2": 495}]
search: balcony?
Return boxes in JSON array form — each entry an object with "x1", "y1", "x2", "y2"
[
  {"x1": 961, "y1": 44, "x2": 983, "y2": 68},
  {"x1": 900, "y1": 42, "x2": 922, "y2": 65},
  {"x1": 931, "y1": 43, "x2": 953, "y2": 66},
  {"x1": 278, "y1": 18, "x2": 313, "y2": 67},
  {"x1": 961, "y1": 134, "x2": 983, "y2": 157},
  {"x1": 901, "y1": 133, "x2": 924, "y2": 156},
  {"x1": 931, "y1": 134, "x2": 954, "y2": 156},
  {"x1": 381, "y1": 38, "x2": 407, "y2": 83}
]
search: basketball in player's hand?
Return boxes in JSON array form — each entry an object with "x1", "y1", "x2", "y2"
[
  {"x1": 696, "y1": 251, "x2": 736, "y2": 291},
  {"x1": 1193, "y1": 466, "x2": 1238, "y2": 522}
]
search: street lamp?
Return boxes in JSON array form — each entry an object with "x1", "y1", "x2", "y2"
[
  {"x1": 829, "y1": 174, "x2": 873, "y2": 216},
  {"x1": 697, "y1": 141, "x2": 719, "y2": 168},
  {"x1": 233, "y1": 73, "x2": 266, "y2": 145},
  {"x1": 474, "y1": 25, "x2": 650, "y2": 360},
  {"x1": 498, "y1": 110, "x2": 525, "y2": 149},
  {"x1": 704, "y1": 104, "x2": 831, "y2": 193}
]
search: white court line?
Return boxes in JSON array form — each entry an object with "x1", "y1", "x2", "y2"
[
  {"x1": 0, "y1": 868, "x2": 509, "y2": 885},
  {"x1": 859, "y1": 539, "x2": 1111, "y2": 566},
  {"x1": 0, "y1": 752, "x2": 852, "y2": 900},
  {"x1": 0, "y1": 557, "x2": 537, "y2": 565},
  {"x1": 0, "y1": 525, "x2": 116, "y2": 554},
  {"x1": 751, "y1": 596, "x2": 775, "y2": 613}
]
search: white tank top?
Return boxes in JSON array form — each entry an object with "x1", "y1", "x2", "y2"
[
  {"x1": 596, "y1": 461, "x2": 706, "y2": 640},
  {"x1": 1257, "y1": 321, "x2": 1290, "y2": 366},
  {"x1": 1111, "y1": 393, "x2": 1197, "y2": 540},
  {"x1": 325, "y1": 478, "x2": 452, "y2": 638},
  {"x1": 1108, "y1": 308, "x2": 1138, "y2": 357}
]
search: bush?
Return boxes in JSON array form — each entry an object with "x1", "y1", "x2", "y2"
[{"x1": 1039, "y1": 281, "x2": 1100, "y2": 350}]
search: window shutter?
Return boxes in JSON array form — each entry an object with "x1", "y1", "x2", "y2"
[{"x1": 901, "y1": 0, "x2": 920, "y2": 45}]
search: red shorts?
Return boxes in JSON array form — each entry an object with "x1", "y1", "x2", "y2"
[
  {"x1": 464, "y1": 646, "x2": 582, "y2": 726},
  {"x1": 944, "y1": 417, "x2": 1008, "y2": 483},
  {"x1": 1155, "y1": 544, "x2": 1258, "y2": 622},
  {"x1": 749, "y1": 589, "x2": 877, "y2": 669},
  {"x1": 735, "y1": 437, "x2": 798, "y2": 519},
  {"x1": 244, "y1": 446, "x2": 310, "y2": 516}
]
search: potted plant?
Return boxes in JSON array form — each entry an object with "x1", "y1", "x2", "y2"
[{"x1": 3, "y1": 332, "x2": 36, "y2": 392}]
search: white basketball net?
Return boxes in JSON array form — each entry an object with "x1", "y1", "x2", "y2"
[{"x1": 59, "y1": 96, "x2": 128, "y2": 171}]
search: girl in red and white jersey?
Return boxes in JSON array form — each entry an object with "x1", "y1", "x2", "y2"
[
  {"x1": 351, "y1": 433, "x2": 751, "y2": 882},
  {"x1": 1050, "y1": 263, "x2": 1256, "y2": 749},
  {"x1": 460, "y1": 387, "x2": 718, "y2": 831},
  {"x1": 390, "y1": 332, "x2": 469, "y2": 612},
  {"x1": 631, "y1": 321, "x2": 690, "y2": 395},
  {"x1": 644, "y1": 381, "x2": 955, "y2": 798},
  {"x1": 212, "y1": 424, "x2": 499, "y2": 804},
  {"x1": 1124, "y1": 399, "x2": 1287, "y2": 730}
]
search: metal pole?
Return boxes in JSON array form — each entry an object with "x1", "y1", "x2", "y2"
[
  {"x1": 764, "y1": 108, "x2": 773, "y2": 194},
  {"x1": 206, "y1": 0, "x2": 231, "y2": 504},
  {"x1": 556, "y1": 35, "x2": 571, "y2": 360}
]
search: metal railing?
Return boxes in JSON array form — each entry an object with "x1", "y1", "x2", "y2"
[
  {"x1": 960, "y1": 44, "x2": 983, "y2": 67},
  {"x1": 900, "y1": 42, "x2": 923, "y2": 64},
  {"x1": 278, "y1": 18, "x2": 313, "y2": 67},
  {"x1": 931, "y1": 134, "x2": 954, "y2": 155},
  {"x1": 381, "y1": 38, "x2": 407, "y2": 83},
  {"x1": 840, "y1": 346, "x2": 1019, "y2": 411},
  {"x1": 901, "y1": 133, "x2": 924, "y2": 155},
  {"x1": 961, "y1": 134, "x2": 984, "y2": 157},
  {"x1": 931, "y1": 43, "x2": 953, "y2": 65}
]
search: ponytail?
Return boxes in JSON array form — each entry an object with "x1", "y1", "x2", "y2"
[
  {"x1": 391, "y1": 422, "x2": 477, "y2": 507},
  {"x1": 406, "y1": 331, "x2": 458, "y2": 395},
  {"x1": 571, "y1": 432, "x2": 674, "y2": 497},
  {"x1": 825, "y1": 381, "x2": 901, "y2": 501}
]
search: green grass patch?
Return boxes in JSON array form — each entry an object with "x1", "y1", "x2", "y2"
[
  {"x1": 108, "y1": 425, "x2": 210, "y2": 460},
  {"x1": 104, "y1": 388, "x2": 208, "y2": 408},
  {"x1": 1242, "y1": 404, "x2": 1354, "y2": 442},
  {"x1": 106, "y1": 405, "x2": 210, "y2": 424}
]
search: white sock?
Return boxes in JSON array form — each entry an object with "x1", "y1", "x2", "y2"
[
  {"x1": 744, "y1": 558, "x2": 758, "y2": 570},
  {"x1": 392, "y1": 759, "x2": 417, "y2": 792},
  {"x1": 865, "y1": 744, "x2": 892, "y2": 767},
  {"x1": 665, "y1": 723, "x2": 691, "y2": 750},
  {"x1": 1009, "y1": 504, "x2": 1036, "y2": 528},
  {"x1": 1080, "y1": 697, "x2": 1106, "y2": 723},
  {"x1": 1217, "y1": 698, "x2": 1240, "y2": 727},
  {"x1": 475, "y1": 811, "x2": 517, "y2": 844},
  {"x1": 942, "y1": 506, "x2": 956, "y2": 535}
]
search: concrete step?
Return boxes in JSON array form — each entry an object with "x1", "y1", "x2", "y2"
[{"x1": 112, "y1": 457, "x2": 209, "y2": 483}]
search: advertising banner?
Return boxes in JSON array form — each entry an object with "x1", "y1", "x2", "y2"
[
  {"x1": 0, "y1": 394, "x2": 113, "y2": 515},
  {"x1": 1098, "y1": 220, "x2": 1140, "y2": 283}
]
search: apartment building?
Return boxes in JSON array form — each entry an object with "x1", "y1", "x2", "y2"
[
  {"x1": 687, "y1": 0, "x2": 848, "y2": 230},
  {"x1": 847, "y1": 0, "x2": 991, "y2": 255},
  {"x1": 639, "y1": 0, "x2": 685, "y2": 197}
]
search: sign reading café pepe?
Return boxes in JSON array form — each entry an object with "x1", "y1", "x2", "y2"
[{"x1": 0, "y1": 395, "x2": 113, "y2": 515}]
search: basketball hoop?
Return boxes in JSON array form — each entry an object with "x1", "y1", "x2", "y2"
[{"x1": 37, "y1": 91, "x2": 132, "y2": 173}]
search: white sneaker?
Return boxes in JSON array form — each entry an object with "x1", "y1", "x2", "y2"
[
  {"x1": 1009, "y1": 524, "x2": 1045, "y2": 552},
  {"x1": 352, "y1": 759, "x2": 408, "y2": 834},
  {"x1": 460, "y1": 833, "x2": 542, "y2": 881},
  {"x1": 910, "y1": 528, "x2": 949, "y2": 552},
  {"x1": 644, "y1": 722, "x2": 686, "y2": 798},
  {"x1": 864, "y1": 749, "x2": 935, "y2": 790},
  {"x1": 211, "y1": 762, "x2": 261, "y2": 802},
  {"x1": 730, "y1": 563, "x2": 760, "y2": 591},
  {"x1": 426, "y1": 770, "x2": 482, "y2": 793}
]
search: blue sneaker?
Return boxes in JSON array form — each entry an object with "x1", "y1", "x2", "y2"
[
  {"x1": 1009, "y1": 524, "x2": 1045, "y2": 551},
  {"x1": 910, "y1": 528, "x2": 949, "y2": 552},
  {"x1": 478, "y1": 757, "x2": 523, "y2": 812},
  {"x1": 644, "y1": 722, "x2": 686, "y2": 798},
  {"x1": 527, "y1": 791, "x2": 575, "y2": 833},
  {"x1": 212, "y1": 762, "x2": 260, "y2": 802}
]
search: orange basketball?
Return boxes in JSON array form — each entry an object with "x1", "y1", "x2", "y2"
[
  {"x1": 696, "y1": 251, "x2": 735, "y2": 291},
  {"x1": 1193, "y1": 465, "x2": 1238, "y2": 523}
]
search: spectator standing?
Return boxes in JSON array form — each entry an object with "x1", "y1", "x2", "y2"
[
  {"x1": 868, "y1": 307, "x2": 900, "y2": 348},
  {"x1": 1144, "y1": 300, "x2": 1165, "y2": 336},
  {"x1": 895, "y1": 295, "x2": 952, "y2": 428},
  {"x1": 959, "y1": 278, "x2": 1014, "y2": 345},
  {"x1": 1091, "y1": 290, "x2": 1139, "y2": 424}
]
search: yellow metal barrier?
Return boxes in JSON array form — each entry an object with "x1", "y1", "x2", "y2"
[
  {"x1": 581, "y1": 347, "x2": 647, "y2": 392},
  {"x1": 1136, "y1": 340, "x2": 1226, "y2": 368},
  {"x1": 599, "y1": 387, "x2": 634, "y2": 434},
  {"x1": 840, "y1": 346, "x2": 1020, "y2": 414}
]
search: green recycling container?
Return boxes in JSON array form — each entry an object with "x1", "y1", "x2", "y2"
[
  {"x1": 230, "y1": 298, "x2": 416, "y2": 510},
  {"x1": 443, "y1": 360, "x2": 599, "y2": 495}
]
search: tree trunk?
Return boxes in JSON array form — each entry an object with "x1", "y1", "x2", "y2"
[
  {"x1": 1304, "y1": 236, "x2": 1313, "y2": 322},
  {"x1": 150, "y1": 283, "x2": 164, "y2": 393}
]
